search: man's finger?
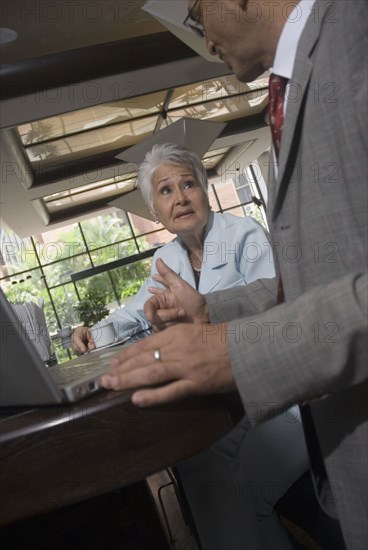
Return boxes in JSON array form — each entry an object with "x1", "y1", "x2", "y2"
[
  {"x1": 101, "y1": 353, "x2": 173, "y2": 391},
  {"x1": 151, "y1": 320, "x2": 179, "y2": 333},
  {"x1": 148, "y1": 286, "x2": 166, "y2": 295},
  {"x1": 144, "y1": 295, "x2": 160, "y2": 321},
  {"x1": 155, "y1": 258, "x2": 183, "y2": 285},
  {"x1": 151, "y1": 308, "x2": 185, "y2": 323},
  {"x1": 131, "y1": 380, "x2": 195, "y2": 407},
  {"x1": 110, "y1": 331, "x2": 169, "y2": 367},
  {"x1": 152, "y1": 274, "x2": 166, "y2": 286},
  {"x1": 110, "y1": 339, "x2": 151, "y2": 366},
  {"x1": 144, "y1": 297, "x2": 184, "y2": 323}
]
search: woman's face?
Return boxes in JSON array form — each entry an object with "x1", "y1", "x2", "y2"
[{"x1": 151, "y1": 163, "x2": 209, "y2": 238}]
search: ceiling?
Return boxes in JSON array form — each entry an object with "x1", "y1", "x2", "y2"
[{"x1": 0, "y1": 0, "x2": 271, "y2": 237}]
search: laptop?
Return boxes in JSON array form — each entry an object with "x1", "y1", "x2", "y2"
[{"x1": 0, "y1": 288, "x2": 150, "y2": 407}]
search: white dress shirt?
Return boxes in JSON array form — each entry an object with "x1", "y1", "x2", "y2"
[{"x1": 270, "y1": 0, "x2": 316, "y2": 170}]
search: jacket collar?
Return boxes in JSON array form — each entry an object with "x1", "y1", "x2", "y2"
[{"x1": 176, "y1": 211, "x2": 229, "y2": 293}]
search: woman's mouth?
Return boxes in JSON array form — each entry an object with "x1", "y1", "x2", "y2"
[{"x1": 175, "y1": 210, "x2": 194, "y2": 219}]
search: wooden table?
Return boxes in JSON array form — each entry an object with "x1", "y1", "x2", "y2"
[{"x1": 0, "y1": 389, "x2": 243, "y2": 527}]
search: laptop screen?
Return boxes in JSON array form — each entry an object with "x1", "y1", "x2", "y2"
[
  {"x1": 0, "y1": 288, "x2": 63, "y2": 407},
  {"x1": 1, "y1": 289, "x2": 152, "y2": 407}
]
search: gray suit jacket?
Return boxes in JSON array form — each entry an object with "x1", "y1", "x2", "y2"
[{"x1": 206, "y1": 2, "x2": 367, "y2": 548}]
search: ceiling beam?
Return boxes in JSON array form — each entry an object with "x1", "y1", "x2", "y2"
[
  {"x1": 0, "y1": 56, "x2": 232, "y2": 129},
  {"x1": 0, "y1": 33, "x2": 196, "y2": 101}
]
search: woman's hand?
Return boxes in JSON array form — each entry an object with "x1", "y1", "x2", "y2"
[
  {"x1": 100, "y1": 323, "x2": 236, "y2": 406},
  {"x1": 145, "y1": 258, "x2": 209, "y2": 331},
  {"x1": 71, "y1": 326, "x2": 96, "y2": 354}
]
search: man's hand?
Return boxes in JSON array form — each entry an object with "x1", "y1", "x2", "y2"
[
  {"x1": 71, "y1": 326, "x2": 96, "y2": 354},
  {"x1": 100, "y1": 323, "x2": 235, "y2": 406},
  {"x1": 145, "y1": 258, "x2": 209, "y2": 331}
]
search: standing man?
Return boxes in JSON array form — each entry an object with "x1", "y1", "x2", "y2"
[{"x1": 102, "y1": 2, "x2": 367, "y2": 548}]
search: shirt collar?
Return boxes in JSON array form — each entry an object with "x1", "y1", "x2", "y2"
[{"x1": 270, "y1": 0, "x2": 316, "y2": 79}]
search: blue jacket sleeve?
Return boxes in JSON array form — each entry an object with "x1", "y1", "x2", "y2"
[{"x1": 92, "y1": 242, "x2": 180, "y2": 341}]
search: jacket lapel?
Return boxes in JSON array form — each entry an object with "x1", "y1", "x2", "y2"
[
  {"x1": 199, "y1": 263, "x2": 224, "y2": 293},
  {"x1": 199, "y1": 212, "x2": 227, "y2": 294},
  {"x1": 175, "y1": 213, "x2": 224, "y2": 293}
]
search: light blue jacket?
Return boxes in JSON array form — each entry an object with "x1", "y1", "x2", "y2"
[{"x1": 96, "y1": 211, "x2": 275, "y2": 340}]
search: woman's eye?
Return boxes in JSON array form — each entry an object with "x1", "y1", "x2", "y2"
[
  {"x1": 160, "y1": 187, "x2": 171, "y2": 195},
  {"x1": 184, "y1": 181, "x2": 194, "y2": 189}
]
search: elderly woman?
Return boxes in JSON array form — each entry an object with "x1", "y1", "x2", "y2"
[{"x1": 72, "y1": 144, "x2": 308, "y2": 550}]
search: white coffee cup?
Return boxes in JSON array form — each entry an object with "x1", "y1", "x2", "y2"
[{"x1": 90, "y1": 322, "x2": 116, "y2": 349}]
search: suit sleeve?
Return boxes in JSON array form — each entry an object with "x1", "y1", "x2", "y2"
[
  {"x1": 209, "y1": 272, "x2": 367, "y2": 421},
  {"x1": 206, "y1": 277, "x2": 278, "y2": 320}
]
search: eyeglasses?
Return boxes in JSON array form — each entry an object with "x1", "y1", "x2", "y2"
[{"x1": 183, "y1": 0, "x2": 205, "y2": 38}]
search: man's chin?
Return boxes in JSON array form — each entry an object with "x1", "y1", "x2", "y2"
[
  {"x1": 227, "y1": 62, "x2": 248, "y2": 83},
  {"x1": 232, "y1": 68, "x2": 247, "y2": 83},
  {"x1": 234, "y1": 65, "x2": 265, "y2": 84}
]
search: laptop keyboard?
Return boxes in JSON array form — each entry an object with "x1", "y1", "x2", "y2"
[{"x1": 48, "y1": 362, "x2": 108, "y2": 384}]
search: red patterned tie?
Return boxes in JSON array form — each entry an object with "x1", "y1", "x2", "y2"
[
  {"x1": 268, "y1": 73, "x2": 288, "y2": 161},
  {"x1": 269, "y1": 73, "x2": 288, "y2": 304}
]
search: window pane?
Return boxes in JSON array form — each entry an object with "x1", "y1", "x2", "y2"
[
  {"x1": 136, "y1": 235, "x2": 164, "y2": 253},
  {"x1": 207, "y1": 186, "x2": 221, "y2": 212},
  {"x1": 0, "y1": 233, "x2": 38, "y2": 272},
  {"x1": 109, "y1": 259, "x2": 152, "y2": 305},
  {"x1": 74, "y1": 273, "x2": 115, "y2": 323},
  {"x1": 2, "y1": 269, "x2": 46, "y2": 303},
  {"x1": 33, "y1": 223, "x2": 86, "y2": 266},
  {"x1": 80, "y1": 210, "x2": 133, "y2": 248},
  {"x1": 211, "y1": 180, "x2": 243, "y2": 211},
  {"x1": 170, "y1": 75, "x2": 268, "y2": 109},
  {"x1": 90, "y1": 241, "x2": 139, "y2": 267},
  {"x1": 236, "y1": 186, "x2": 252, "y2": 204},
  {"x1": 49, "y1": 283, "x2": 80, "y2": 327},
  {"x1": 166, "y1": 92, "x2": 268, "y2": 126},
  {"x1": 42, "y1": 254, "x2": 92, "y2": 287},
  {"x1": 25, "y1": 116, "x2": 158, "y2": 165},
  {"x1": 45, "y1": 179, "x2": 136, "y2": 214},
  {"x1": 128, "y1": 213, "x2": 172, "y2": 247},
  {"x1": 244, "y1": 204, "x2": 267, "y2": 227},
  {"x1": 129, "y1": 212, "x2": 160, "y2": 237},
  {"x1": 1, "y1": 269, "x2": 60, "y2": 335},
  {"x1": 201, "y1": 146, "x2": 232, "y2": 173},
  {"x1": 52, "y1": 338, "x2": 72, "y2": 364},
  {"x1": 18, "y1": 92, "x2": 166, "y2": 145}
]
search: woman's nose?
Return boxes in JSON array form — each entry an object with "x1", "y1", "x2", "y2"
[{"x1": 175, "y1": 189, "x2": 188, "y2": 204}]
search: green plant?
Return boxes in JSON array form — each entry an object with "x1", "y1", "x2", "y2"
[
  {"x1": 120, "y1": 278, "x2": 146, "y2": 298},
  {"x1": 73, "y1": 288, "x2": 109, "y2": 327}
]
